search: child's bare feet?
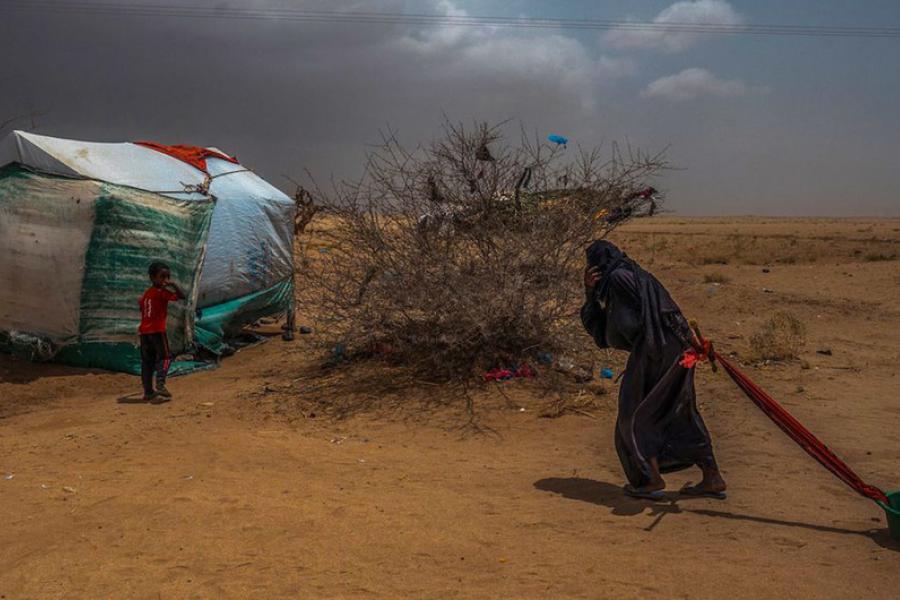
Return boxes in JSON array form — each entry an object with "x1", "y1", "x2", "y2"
[{"x1": 155, "y1": 383, "x2": 172, "y2": 399}]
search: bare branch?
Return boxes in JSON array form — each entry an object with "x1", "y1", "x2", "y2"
[{"x1": 296, "y1": 119, "x2": 667, "y2": 396}]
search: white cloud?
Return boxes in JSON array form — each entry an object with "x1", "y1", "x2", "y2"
[
  {"x1": 449, "y1": 36, "x2": 635, "y2": 85},
  {"x1": 395, "y1": 1, "x2": 636, "y2": 110},
  {"x1": 641, "y1": 68, "x2": 766, "y2": 101},
  {"x1": 604, "y1": 0, "x2": 743, "y2": 53}
]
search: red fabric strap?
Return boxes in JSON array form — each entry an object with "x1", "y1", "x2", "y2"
[
  {"x1": 679, "y1": 339, "x2": 712, "y2": 369},
  {"x1": 681, "y1": 339, "x2": 888, "y2": 504},
  {"x1": 134, "y1": 141, "x2": 238, "y2": 173}
]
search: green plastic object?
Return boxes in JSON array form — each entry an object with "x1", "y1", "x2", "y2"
[
  {"x1": 880, "y1": 491, "x2": 900, "y2": 541},
  {"x1": 193, "y1": 277, "x2": 293, "y2": 356}
]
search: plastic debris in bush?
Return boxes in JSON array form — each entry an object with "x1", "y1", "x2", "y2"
[
  {"x1": 547, "y1": 134, "x2": 568, "y2": 147},
  {"x1": 484, "y1": 363, "x2": 537, "y2": 382}
]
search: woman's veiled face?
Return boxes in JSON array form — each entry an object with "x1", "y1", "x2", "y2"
[{"x1": 586, "y1": 240, "x2": 624, "y2": 274}]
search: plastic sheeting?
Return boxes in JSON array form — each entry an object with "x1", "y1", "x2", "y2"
[
  {"x1": 76, "y1": 183, "x2": 214, "y2": 352},
  {"x1": 0, "y1": 130, "x2": 295, "y2": 307},
  {"x1": 0, "y1": 167, "x2": 214, "y2": 370},
  {"x1": 198, "y1": 158, "x2": 295, "y2": 307},
  {"x1": 194, "y1": 277, "x2": 293, "y2": 355},
  {"x1": 0, "y1": 168, "x2": 96, "y2": 346},
  {"x1": 0, "y1": 131, "x2": 206, "y2": 193},
  {"x1": 0, "y1": 131, "x2": 295, "y2": 374}
]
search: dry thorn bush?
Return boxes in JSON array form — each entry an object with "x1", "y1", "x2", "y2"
[
  {"x1": 703, "y1": 272, "x2": 730, "y2": 284},
  {"x1": 863, "y1": 252, "x2": 896, "y2": 262},
  {"x1": 747, "y1": 311, "x2": 806, "y2": 363},
  {"x1": 297, "y1": 120, "x2": 665, "y2": 401},
  {"x1": 538, "y1": 385, "x2": 610, "y2": 419}
]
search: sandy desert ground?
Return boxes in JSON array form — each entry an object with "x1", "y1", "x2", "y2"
[{"x1": 1, "y1": 217, "x2": 898, "y2": 599}]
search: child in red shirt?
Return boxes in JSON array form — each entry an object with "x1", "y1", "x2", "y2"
[{"x1": 139, "y1": 262, "x2": 185, "y2": 402}]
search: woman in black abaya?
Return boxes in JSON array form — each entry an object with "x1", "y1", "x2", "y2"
[{"x1": 580, "y1": 240, "x2": 726, "y2": 499}]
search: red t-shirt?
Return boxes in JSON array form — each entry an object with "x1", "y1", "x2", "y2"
[{"x1": 138, "y1": 286, "x2": 180, "y2": 334}]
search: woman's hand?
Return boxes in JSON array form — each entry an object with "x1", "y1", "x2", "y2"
[{"x1": 584, "y1": 265, "x2": 601, "y2": 292}]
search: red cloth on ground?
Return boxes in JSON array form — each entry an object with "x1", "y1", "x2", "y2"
[
  {"x1": 483, "y1": 363, "x2": 536, "y2": 382},
  {"x1": 138, "y1": 286, "x2": 179, "y2": 334},
  {"x1": 134, "y1": 141, "x2": 238, "y2": 172}
]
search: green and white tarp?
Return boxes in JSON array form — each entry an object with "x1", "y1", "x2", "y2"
[{"x1": 0, "y1": 131, "x2": 295, "y2": 374}]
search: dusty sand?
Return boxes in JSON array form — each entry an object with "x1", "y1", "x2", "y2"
[{"x1": 1, "y1": 217, "x2": 899, "y2": 599}]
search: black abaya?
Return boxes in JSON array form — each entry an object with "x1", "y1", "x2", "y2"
[{"x1": 581, "y1": 242, "x2": 719, "y2": 488}]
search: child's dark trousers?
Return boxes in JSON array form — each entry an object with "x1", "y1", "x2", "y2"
[{"x1": 140, "y1": 333, "x2": 171, "y2": 395}]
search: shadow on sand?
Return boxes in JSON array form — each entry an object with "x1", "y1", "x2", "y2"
[
  {"x1": 116, "y1": 392, "x2": 171, "y2": 405},
  {"x1": 117, "y1": 393, "x2": 152, "y2": 404},
  {"x1": 534, "y1": 476, "x2": 898, "y2": 551},
  {"x1": 0, "y1": 354, "x2": 106, "y2": 385}
]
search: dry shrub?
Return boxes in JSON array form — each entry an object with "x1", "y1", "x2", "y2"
[
  {"x1": 703, "y1": 272, "x2": 730, "y2": 284},
  {"x1": 246, "y1": 364, "x2": 452, "y2": 423},
  {"x1": 298, "y1": 120, "x2": 665, "y2": 386},
  {"x1": 290, "y1": 184, "x2": 321, "y2": 236},
  {"x1": 747, "y1": 311, "x2": 806, "y2": 362},
  {"x1": 539, "y1": 386, "x2": 609, "y2": 419},
  {"x1": 863, "y1": 252, "x2": 896, "y2": 262}
]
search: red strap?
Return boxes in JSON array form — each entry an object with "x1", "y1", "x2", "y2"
[
  {"x1": 682, "y1": 338, "x2": 888, "y2": 504},
  {"x1": 134, "y1": 141, "x2": 238, "y2": 173},
  {"x1": 679, "y1": 339, "x2": 712, "y2": 369}
]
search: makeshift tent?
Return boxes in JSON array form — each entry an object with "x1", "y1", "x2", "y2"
[{"x1": 0, "y1": 130, "x2": 295, "y2": 373}]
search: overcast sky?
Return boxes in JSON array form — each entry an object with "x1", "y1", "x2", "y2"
[{"x1": 1, "y1": 1, "x2": 898, "y2": 215}]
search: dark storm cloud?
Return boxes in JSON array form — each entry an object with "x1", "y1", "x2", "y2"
[
  {"x1": 1, "y1": 0, "x2": 898, "y2": 215},
  {"x1": 1, "y1": 1, "x2": 627, "y2": 187}
]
